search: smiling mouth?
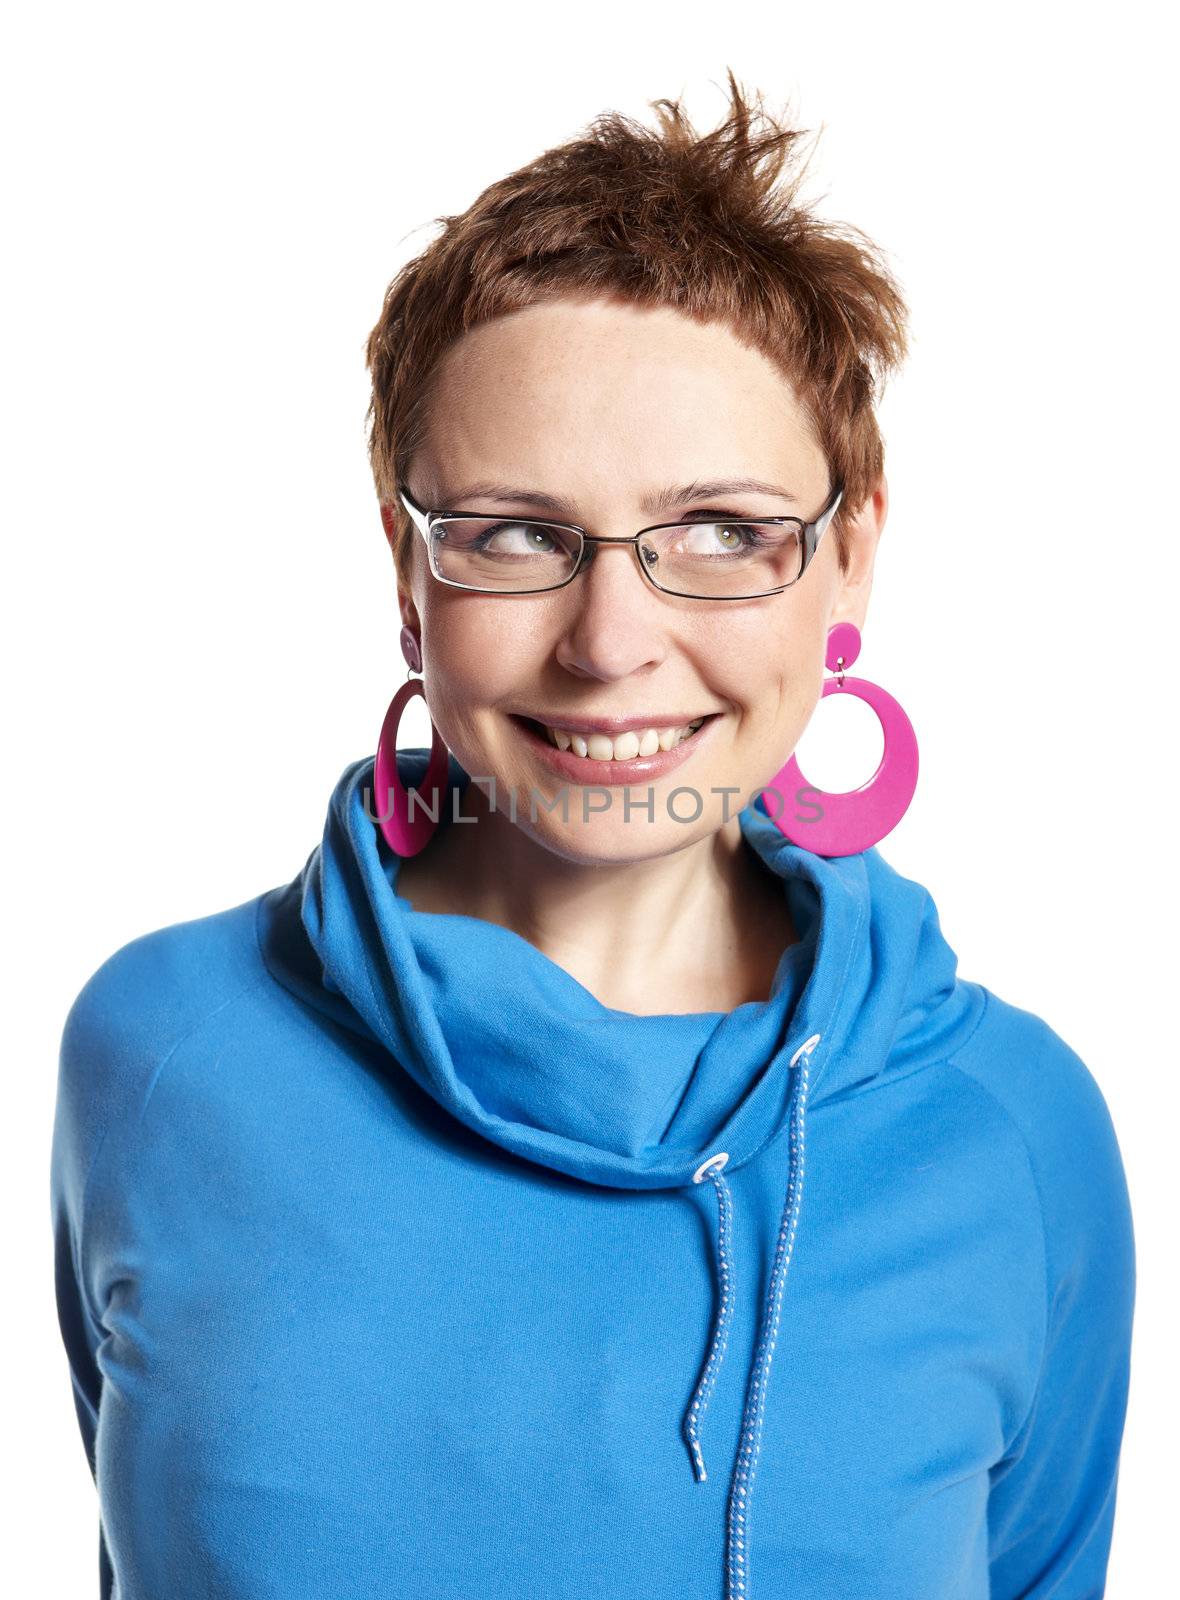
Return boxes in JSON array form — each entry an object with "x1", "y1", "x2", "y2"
[{"x1": 511, "y1": 713, "x2": 720, "y2": 762}]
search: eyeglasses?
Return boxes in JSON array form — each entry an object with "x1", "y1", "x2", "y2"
[{"x1": 396, "y1": 479, "x2": 844, "y2": 600}]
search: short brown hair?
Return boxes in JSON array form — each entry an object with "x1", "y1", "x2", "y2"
[{"x1": 365, "y1": 71, "x2": 909, "y2": 581}]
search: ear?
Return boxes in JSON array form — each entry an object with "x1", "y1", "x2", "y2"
[
  {"x1": 379, "y1": 502, "x2": 398, "y2": 551},
  {"x1": 398, "y1": 582, "x2": 420, "y2": 634},
  {"x1": 831, "y1": 475, "x2": 888, "y2": 632}
]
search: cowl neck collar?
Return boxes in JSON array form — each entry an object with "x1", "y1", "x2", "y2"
[{"x1": 261, "y1": 749, "x2": 882, "y2": 1191}]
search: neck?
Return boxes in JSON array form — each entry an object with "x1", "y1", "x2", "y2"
[{"x1": 393, "y1": 783, "x2": 797, "y2": 1014}]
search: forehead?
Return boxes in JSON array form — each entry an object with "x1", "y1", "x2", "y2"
[{"x1": 417, "y1": 295, "x2": 825, "y2": 497}]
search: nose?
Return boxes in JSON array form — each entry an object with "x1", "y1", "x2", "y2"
[{"x1": 552, "y1": 538, "x2": 671, "y2": 682}]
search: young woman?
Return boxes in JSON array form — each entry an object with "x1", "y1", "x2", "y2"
[{"x1": 51, "y1": 77, "x2": 1135, "y2": 1599}]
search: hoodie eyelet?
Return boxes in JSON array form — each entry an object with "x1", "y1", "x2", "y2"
[
  {"x1": 693, "y1": 1151, "x2": 730, "y2": 1184},
  {"x1": 790, "y1": 1032, "x2": 822, "y2": 1068}
]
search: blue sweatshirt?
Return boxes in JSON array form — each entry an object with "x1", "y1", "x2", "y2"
[{"x1": 51, "y1": 749, "x2": 1136, "y2": 1599}]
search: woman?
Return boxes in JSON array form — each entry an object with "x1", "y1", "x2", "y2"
[{"x1": 51, "y1": 77, "x2": 1135, "y2": 1599}]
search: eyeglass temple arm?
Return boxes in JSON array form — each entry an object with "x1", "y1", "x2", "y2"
[
  {"x1": 396, "y1": 484, "x2": 433, "y2": 543},
  {"x1": 804, "y1": 483, "x2": 844, "y2": 567}
]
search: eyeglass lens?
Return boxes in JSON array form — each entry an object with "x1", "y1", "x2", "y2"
[{"x1": 429, "y1": 516, "x2": 805, "y2": 596}]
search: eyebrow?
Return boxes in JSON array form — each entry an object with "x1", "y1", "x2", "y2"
[{"x1": 441, "y1": 478, "x2": 799, "y2": 518}]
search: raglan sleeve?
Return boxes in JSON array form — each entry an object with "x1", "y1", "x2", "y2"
[{"x1": 984, "y1": 1025, "x2": 1137, "y2": 1598}]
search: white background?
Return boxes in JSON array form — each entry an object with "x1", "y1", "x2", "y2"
[{"x1": 4, "y1": 2, "x2": 1174, "y2": 1591}]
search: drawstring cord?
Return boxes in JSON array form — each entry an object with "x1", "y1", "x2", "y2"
[
  {"x1": 681, "y1": 1032, "x2": 821, "y2": 1600},
  {"x1": 683, "y1": 1150, "x2": 736, "y2": 1483}
]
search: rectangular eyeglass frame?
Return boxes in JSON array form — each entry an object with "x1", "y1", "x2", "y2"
[{"x1": 396, "y1": 479, "x2": 845, "y2": 600}]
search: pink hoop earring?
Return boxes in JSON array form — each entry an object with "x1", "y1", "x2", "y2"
[
  {"x1": 762, "y1": 621, "x2": 918, "y2": 857},
  {"x1": 372, "y1": 625, "x2": 451, "y2": 857}
]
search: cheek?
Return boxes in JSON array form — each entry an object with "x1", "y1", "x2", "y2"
[
  {"x1": 417, "y1": 595, "x2": 543, "y2": 723},
  {"x1": 710, "y1": 609, "x2": 828, "y2": 772},
  {"x1": 720, "y1": 609, "x2": 825, "y2": 715}
]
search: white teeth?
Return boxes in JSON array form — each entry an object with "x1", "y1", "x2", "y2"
[{"x1": 539, "y1": 718, "x2": 706, "y2": 760}]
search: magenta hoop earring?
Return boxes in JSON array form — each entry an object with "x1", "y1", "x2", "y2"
[
  {"x1": 762, "y1": 622, "x2": 918, "y2": 856},
  {"x1": 372, "y1": 625, "x2": 451, "y2": 858}
]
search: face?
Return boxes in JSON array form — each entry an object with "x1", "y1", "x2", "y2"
[{"x1": 385, "y1": 293, "x2": 886, "y2": 865}]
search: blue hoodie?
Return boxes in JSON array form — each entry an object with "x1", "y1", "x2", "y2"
[{"x1": 51, "y1": 749, "x2": 1136, "y2": 1600}]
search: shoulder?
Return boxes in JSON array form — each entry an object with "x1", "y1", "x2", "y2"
[
  {"x1": 53, "y1": 895, "x2": 273, "y2": 1213},
  {"x1": 60, "y1": 894, "x2": 269, "y2": 1070},
  {"x1": 946, "y1": 985, "x2": 1135, "y2": 1308},
  {"x1": 948, "y1": 986, "x2": 1127, "y2": 1183}
]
